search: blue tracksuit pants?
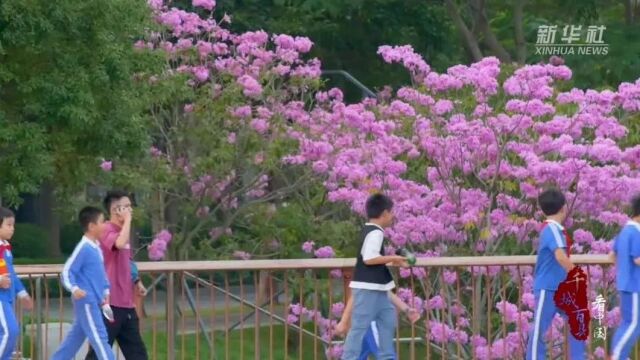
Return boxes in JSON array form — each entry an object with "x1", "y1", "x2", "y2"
[
  {"x1": 52, "y1": 300, "x2": 114, "y2": 360},
  {"x1": 358, "y1": 321, "x2": 397, "y2": 360},
  {"x1": 526, "y1": 289, "x2": 586, "y2": 360},
  {"x1": 611, "y1": 292, "x2": 640, "y2": 360},
  {"x1": 0, "y1": 301, "x2": 18, "y2": 360}
]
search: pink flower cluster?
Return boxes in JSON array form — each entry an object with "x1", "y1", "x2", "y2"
[
  {"x1": 287, "y1": 303, "x2": 341, "y2": 358},
  {"x1": 100, "y1": 159, "x2": 112, "y2": 172},
  {"x1": 148, "y1": 230, "x2": 172, "y2": 260},
  {"x1": 301, "y1": 240, "x2": 315, "y2": 254},
  {"x1": 137, "y1": 1, "x2": 640, "y2": 356},
  {"x1": 192, "y1": 0, "x2": 215, "y2": 11},
  {"x1": 314, "y1": 246, "x2": 335, "y2": 259},
  {"x1": 283, "y1": 53, "x2": 640, "y2": 357},
  {"x1": 138, "y1": 1, "x2": 324, "y2": 260}
]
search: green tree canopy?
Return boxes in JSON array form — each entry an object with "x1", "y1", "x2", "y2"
[{"x1": 0, "y1": 0, "x2": 160, "y2": 204}]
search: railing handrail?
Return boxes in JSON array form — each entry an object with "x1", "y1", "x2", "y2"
[
  {"x1": 14, "y1": 254, "x2": 612, "y2": 274},
  {"x1": 321, "y1": 70, "x2": 376, "y2": 98}
]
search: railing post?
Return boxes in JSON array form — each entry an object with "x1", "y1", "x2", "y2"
[
  {"x1": 254, "y1": 271, "x2": 262, "y2": 360},
  {"x1": 342, "y1": 268, "x2": 353, "y2": 302},
  {"x1": 35, "y1": 276, "x2": 43, "y2": 360},
  {"x1": 166, "y1": 272, "x2": 176, "y2": 360}
]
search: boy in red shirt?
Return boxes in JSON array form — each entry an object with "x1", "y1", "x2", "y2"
[{"x1": 85, "y1": 191, "x2": 148, "y2": 360}]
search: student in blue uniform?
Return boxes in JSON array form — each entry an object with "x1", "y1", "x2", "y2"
[
  {"x1": 526, "y1": 188, "x2": 585, "y2": 360},
  {"x1": 52, "y1": 206, "x2": 114, "y2": 360},
  {"x1": 0, "y1": 207, "x2": 33, "y2": 360},
  {"x1": 609, "y1": 195, "x2": 640, "y2": 360},
  {"x1": 359, "y1": 321, "x2": 383, "y2": 360}
]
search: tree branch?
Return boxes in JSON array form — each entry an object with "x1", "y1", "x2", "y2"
[
  {"x1": 444, "y1": 0, "x2": 484, "y2": 61},
  {"x1": 513, "y1": 0, "x2": 527, "y2": 63},
  {"x1": 470, "y1": 0, "x2": 512, "y2": 62},
  {"x1": 624, "y1": 0, "x2": 634, "y2": 25}
]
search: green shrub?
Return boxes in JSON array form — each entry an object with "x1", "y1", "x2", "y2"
[
  {"x1": 60, "y1": 222, "x2": 82, "y2": 256},
  {"x1": 13, "y1": 257, "x2": 65, "y2": 265},
  {"x1": 11, "y1": 223, "x2": 48, "y2": 259}
]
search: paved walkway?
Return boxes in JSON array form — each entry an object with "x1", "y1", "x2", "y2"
[{"x1": 29, "y1": 285, "x2": 294, "y2": 333}]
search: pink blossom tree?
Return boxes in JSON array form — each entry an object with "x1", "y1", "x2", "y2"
[
  {"x1": 102, "y1": 0, "x2": 640, "y2": 358},
  {"x1": 112, "y1": 0, "x2": 338, "y2": 260},
  {"x1": 286, "y1": 46, "x2": 640, "y2": 357}
]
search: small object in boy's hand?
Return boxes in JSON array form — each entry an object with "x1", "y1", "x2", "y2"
[
  {"x1": 102, "y1": 303, "x2": 115, "y2": 323},
  {"x1": 395, "y1": 248, "x2": 417, "y2": 266}
]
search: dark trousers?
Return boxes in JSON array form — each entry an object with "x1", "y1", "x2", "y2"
[{"x1": 85, "y1": 306, "x2": 148, "y2": 360}]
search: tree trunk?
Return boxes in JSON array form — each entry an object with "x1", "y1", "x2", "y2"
[
  {"x1": 150, "y1": 190, "x2": 166, "y2": 234},
  {"x1": 624, "y1": 0, "x2": 634, "y2": 25},
  {"x1": 513, "y1": 0, "x2": 527, "y2": 63},
  {"x1": 164, "y1": 193, "x2": 181, "y2": 259},
  {"x1": 445, "y1": 0, "x2": 484, "y2": 61},
  {"x1": 634, "y1": 0, "x2": 640, "y2": 24},
  {"x1": 258, "y1": 271, "x2": 276, "y2": 304},
  {"x1": 471, "y1": 0, "x2": 513, "y2": 62}
]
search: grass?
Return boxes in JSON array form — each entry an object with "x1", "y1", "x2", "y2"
[
  {"x1": 143, "y1": 304, "x2": 288, "y2": 321},
  {"x1": 18, "y1": 323, "x2": 640, "y2": 359},
  {"x1": 145, "y1": 325, "x2": 326, "y2": 359},
  {"x1": 144, "y1": 324, "x2": 430, "y2": 360},
  {"x1": 19, "y1": 323, "x2": 431, "y2": 359}
]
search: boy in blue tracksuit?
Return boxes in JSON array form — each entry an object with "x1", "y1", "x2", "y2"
[
  {"x1": 0, "y1": 207, "x2": 33, "y2": 360},
  {"x1": 609, "y1": 195, "x2": 640, "y2": 360},
  {"x1": 526, "y1": 189, "x2": 585, "y2": 360},
  {"x1": 359, "y1": 322, "x2": 383, "y2": 360},
  {"x1": 52, "y1": 206, "x2": 115, "y2": 360}
]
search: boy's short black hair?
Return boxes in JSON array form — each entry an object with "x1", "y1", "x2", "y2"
[
  {"x1": 0, "y1": 207, "x2": 14, "y2": 226},
  {"x1": 365, "y1": 193, "x2": 393, "y2": 219},
  {"x1": 103, "y1": 190, "x2": 130, "y2": 213},
  {"x1": 79, "y1": 206, "x2": 103, "y2": 232},
  {"x1": 632, "y1": 195, "x2": 640, "y2": 218},
  {"x1": 538, "y1": 188, "x2": 566, "y2": 216}
]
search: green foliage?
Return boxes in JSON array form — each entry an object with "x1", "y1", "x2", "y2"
[
  {"x1": 11, "y1": 223, "x2": 49, "y2": 258},
  {"x1": 59, "y1": 222, "x2": 82, "y2": 256},
  {"x1": 523, "y1": 2, "x2": 640, "y2": 89},
  {"x1": 13, "y1": 257, "x2": 65, "y2": 265},
  {"x1": 486, "y1": 0, "x2": 640, "y2": 89},
  {"x1": 215, "y1": 0, "x2": 462, "y2": 99},
  {"x1": 0, "y1": 114, "x2": 50, "y2": 206},
  {"x1": 197, "y1": 188, "x2": 359, "y2": 260},
  {"x1": 0, "y1": 0, "x2": 161, "y2": 203}
]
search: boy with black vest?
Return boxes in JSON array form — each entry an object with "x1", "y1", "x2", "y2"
[{"x1": 341, "y1": 194, "x2": 407, "y2": 360}]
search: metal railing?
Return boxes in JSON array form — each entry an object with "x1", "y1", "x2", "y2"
[
  {"x1": 321, "y1": 70, "x2": 376, "y2": 98},
  {"x1": 12, "y1": 255, "x2": 636, "y2": 359}
]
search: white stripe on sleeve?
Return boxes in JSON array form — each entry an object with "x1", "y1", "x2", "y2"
[{"x1": 61, "y1": 240, "x2": 86, "y2": 293}]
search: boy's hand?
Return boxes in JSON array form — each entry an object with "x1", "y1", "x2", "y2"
[
  {"x1": 118, "y1": 206, "x2": 132, "y2": 223},
  {"x1": 137, "y1": 281, "x2": 147, "y2": 297},
  {"x1": 73, "y1": 288, "x2": 87, "y2": 300},
  {"x1": 20, "y1": 296, "x2": 34, "y2": 310},
  {"x1": 391, "y1": 256, "x2": 409, "y2": 267},
  {"x1": 390, "y1": 256, "x2": 409, "y2": 267},
  {"x1": 334, "y1": 320, "x2": 350, "y2": 338},
  {"x1": 406, "y1": 308, "x2": 420, "y2": 324},
  {"x1": 0, "y1": 275, "x2": 11, "y2": 289}
]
